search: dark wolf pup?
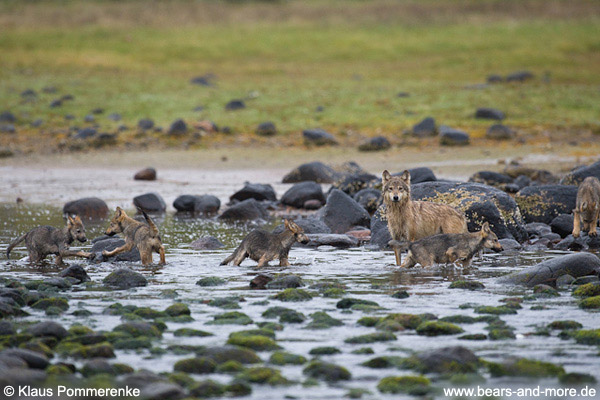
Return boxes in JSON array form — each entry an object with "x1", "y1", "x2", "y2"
[
  {"x1": 382, "y1": 169, "x2": 468, "y2": 265},
  {"x1": 103, "y1": 207, "x2": 165, "y2": 266},
  {"x1": 390, "y1": 222, "x2": 503, "y2": 268},
  {"x1": 6, "y1": 215, "x2": 92, "y2": 266},
  {"x1": 221, "y1": 219, "x2": 310, "y2": 267},
  {"x1": 572, "y1": 176, "x2": 600, "y2": 238}
]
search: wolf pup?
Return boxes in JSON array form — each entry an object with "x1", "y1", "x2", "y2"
[
  {"x1": 573, "y1": 176, "x2": 600, "y2": 238},
  {"x1": 102, "y1": 207, "x2": 165, "y2": 266},
  {"x1": 382, "y1": 170, "x2": 468, "y2": 265},
  {"x1": 6, "y1": 215, "x2": 91, "y2": 266},
  {"x1": 390, "y1": 222, "x2": 503, "y2": 268},
  {"x1": 220, "y1": 219, "x2": 309, "y2": 268}
]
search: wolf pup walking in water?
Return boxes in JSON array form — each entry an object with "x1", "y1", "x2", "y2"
[
  {"x1": 6, "y1": 215, "x2": 92, "y2": 266},
  {"x1": 102, "y1": 207, "x2": 165, "y2": 266},
  {"x1": 572, "y1": 176, "x2": 600, "y2": 238},
  {"x1": 221, "y1": 219, "x2": 309, "y2": 268},
  {"x1": 382, "y1": 170, "x2": 468, "y2": 265},
  {"x1": 390, "y1": 222, "x2": 503, "y2": 268}
]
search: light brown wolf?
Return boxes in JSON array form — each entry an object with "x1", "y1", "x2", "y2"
[
  {"x1": 6, "y1": 215, "x2": 91, "y2": 266},
  {"x1": 382, "y1": 170, "x2": 468, "y2": 265},
  {"x1": 390, "y1": 222, "x2": 503, "y2": 268},
  {"x1": 103, "y1": 207, "x2": 165, "y2": 266},
  {"x1": 573, "y1": 176, "x2": 600, "y2": 238}
]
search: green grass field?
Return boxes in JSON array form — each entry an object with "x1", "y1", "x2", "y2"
[{"x1": 1, "y1": 0, "x2": 599, "y2": 149}]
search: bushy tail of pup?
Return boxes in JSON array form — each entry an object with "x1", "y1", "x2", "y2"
[
  {"x1": 6, "y1": 234, "x2": 27, "y2": 259},
  {"x1": 139, "y1": 208, "x2": 160, "y2": 237}
]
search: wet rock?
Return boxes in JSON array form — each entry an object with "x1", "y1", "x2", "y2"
[
  {"x1": 377, "y1": 376, "x2": 431, "y2": 395},
  {"x1": 191, "y1": 237, "x2": 224, "y2": 250},
  {"x1": 134, "y1": 168, "x2": 157, "y2": 181},
  {"x1": 301, "y1": 234, "x2": 357, "y2": 248},
  {"x1": 0, "y1": 124, "x2": 15, "y2": 133},
  {"x1": 0, "y1": 368, "x2": 46, "y2": 386},
  {"x1": 81, "y1": 359, "x2": 117, "y2": 377},
  {"x1": 230, "y1": 183, "x2": 276, "y2": 202},
  {"x1": 515, "y1": 185, "x2": 577, "y2": 224},
  {"x1": 59, "y1": 264, "x2": 90, "y2": 283},
  {"x1": 439, "y1": 126, "x2": 470, "y2": 146},
  {"x1": 303, "y1": 360, "x2": 351, "y2": 382},
  {"x1": 74, "y1": 127, "x2": 97, "y2": 139},
  {"x1": 572, "y1": 275, "x2": 600, "y2": 285},
  {"x1": 91, "y1": 237, "x2": 140, "y2": 262},
  {"x1": 469, "y1": 171, "x2": 513, "y2": 187},
  {"x1": 486, "y1": 124, "x2": 514, "y2": 140},
  {"x1": 167, "y1": 119, "x2": 188, "y2": 135},
  {"x1": 488, "y1": 358, "x2": 564, "y2": 378},
  {"x1": 579, "y1": 296, "x2": 600, "y2": 309},
  {"x1": 173, "y1": 194, "x2": 220, "y2": 215},
  {"x1": 550, "y1": 214, "x2": 574, "y2": 238},
  {"x1": 282, "y1": 161, "x2": 338, "y2": 183},
  {"x1": 140, "y1": 382, "x2": 185, "y2": 400},
  {"x1": 345, "y1": 332, "x2": 396, "y2": 344},
  {"x1": 133, "y1": 192, "x2": 167, "y2": 213},
  {"x1": 354, "y1": 188, "x2": 382, "y2": 214},
  {"x1": 555, "y1": 274, "x2": 575, "y2": 288},
  {"x1": 303, "y1": 129, "x2": 338, "y2": 146},
  {"x1": 506, "y1": 70, "x2": 535, "y2": 82},
  {"x1": 411, "y1": 181, "x2": 528, "y2": 241},
  {"x1": 255, "y1": 121, "x2": 277, "y2": 136},
  {"x1": 555, "y1": 234, "x2": 600, "y2": 251},
  {"x1": 0, "y1": 111, "x2": 16, "y2": 123},
  {"x1": 331, "y1": 172, "x2": 378, "y2": 197},
  {"x1": 273, "y1": 218, "x2": 331, "y2": 235},
  {"x1": 0, "y1": 321, "x2": 15, "y2": 335},
  {"x1": 266, "y1": 275, "x2": 304, "y2": 289},
  {"x1": 218, "y1": 198, "x2": 268, "y2": 222},
  {"x1": 138, "y1": 118, "x2": 155, "y2": 130},
  {"x1": 369, "y1": 208, "x2": 392, "y2": 249},
  {"x1": 269, "y1": 351, "x2": 307, "y2": 365},
  {"x1": 280, "y1": 181, "x2": 325, "y2": 209},
  {"x1": 449, "y1": 280, "x2": 485, "y2": 290},
  {"x1": 416, "y1": 321, "x2": 463, "y2": 336},
  {"x1": 561, "y1": 160, "x2": 600, "y2": 185},
  {"x1": 358, "y1": 136, "x2": 391, "y2": 151},
  {"x1": 413, "y1": 346, "x2": 478, "y2": 374},
  {"x1": 271, "y1": 288, "x2": 312, "y2": 302},
  {"x1": 63, "y1": 197, "x2": 109, "y2": 220},
  {"x1": 114, "y1": 321, "x2": 161, "y2": 338},
  {"x1": 210, "y1": 311, "x2": 253, "y2": 325},
  {"x1": 103, "y1": 268, "x2": 147, "y2": 289},
  {"x1": 498, "y1": 253, "x2": 600, "y2": 287},
  {"x1": 573, "y1": 282, "x2": 600, "y2": 298},
  {"x1": 499, "y1": 238, "x2": 521, "y2": 251},
  {"x1": 174, "y1": 357, "x2": 216, "y2": 374},
  {"x1": 1, "y1": 348, "x2": 49, "y2": 369},
  {"x1": 309, "y1": 346, "x2": 341, "y2": 355},
  {"x1": 27, "y1": 321, "x2": 68, "y2": 339},
  {"x1": 318, "y1": 189, "x2": 370, "y2": 234},
  {"x1": 475, "y1": 107, "x2": 505, "y2": 120},
  {"x1": 412, "y1": 117, "x2": 436, "y2": 137},
  {"x1": 225, "y1": 99, "x2": 245, "y2": 111},
  {"x1": 337, "y1": 298, "x2": 379, "y2": 309},
  {"x1": 31, "y1": 297, "x2": 69, "y2": 312},
  {"x1": 197, "y1": 346, "x2": 261, "y2": 364},
  {"x1": 250, "y1": 274, "x2": 273, "y2": 289},
  {"x1": 227, "y1": 333, "x2": 280, "y2": 351}
]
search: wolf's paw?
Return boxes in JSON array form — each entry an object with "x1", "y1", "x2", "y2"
[{"x1": 590, "y1": 231, "x2": 597, "y2": 237}]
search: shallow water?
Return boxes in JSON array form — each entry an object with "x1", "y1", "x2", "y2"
[{"x1": 1, "y1": 201, "x2": 600, "y2": 398}]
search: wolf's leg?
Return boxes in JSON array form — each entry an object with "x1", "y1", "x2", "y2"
[
  {"x1": 103, "y1": 241, "x2": 134, "y2": 257},
  {"x1": 158, "y1": 246, "x2": 166, "y2": 265},
  {"x1": 28, "y1": 250, "x2": 43, "y2": 264},
  {"x1": 590, "y1": 209, "x2": 599, "y2": 237},
  {"x1": 572, "y1": 210, "x2": 581, "y2": 237},
  {"x1": 279, "y1": 257, "x2": 290, "y2": 267},
  {"x1": 400, "y1": 252, "x2": 416, "y2": 268},
  {"x1": 140, "y1": 251, "x2": 153, "y2": 266},
  {"x1": 232, "y1": 250, "x2": 248, "y2": 266},
  {"x1": 220, "y1": 251, "x2": 236, "y2": 266},
  {"x1": 61, "y1": 250, "x2": 93, "y2": 258},
  {"x1": 54, "y1": 254, "x2": 66, "y2": 267},
  {"x1": 257, "y1": 254, "x2": 270, "y2": 268},
  {"x1": 393, "y1": 248, "x2": 401, "y2": 266}
]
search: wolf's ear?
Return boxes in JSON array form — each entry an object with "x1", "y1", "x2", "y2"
[
  {"x1": 283, "y1": 219, "x2": 291, "y2": 230},
  {"x1": 481, "y1": 222, "x2": 491, "y2": 235},
  {"x1": 67, "y1": 215, "x2": 75, "y2": 225},
  {"x1": 400, "y1": 170, "x2": 411, "y2": 185},
  {"x1": 288, "y1": 220, "x2": 301, "y2": 233},
  {"x1": 74, "y1": 215, "x2": 82, "y2": 224},
  {"x1": 382, "y1": 170, "x2": 392, "y2": 183}
]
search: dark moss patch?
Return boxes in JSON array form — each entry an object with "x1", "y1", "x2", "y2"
[
  {"x1": 488, "y1": 329, "x2": 516, "y2": 340},
  {"x1": 572, "y1": 282, "x2": 600, "y2": 298},
  {"x1": 547, "y1": 320, "x2": 583, "y2": 330},
  {"x1": 377, "y1": 375, "x2": 431, "y2": 395},
  {"x1": 270, "y1": 351, "x2": 307, "y2": 365},
  {"x1": 573, "y1": 329, "x2": 600, "y2": 345},
  {"x1": 303, "y1": 360, "x2": 351, "y2": 382},
  {"x1": 132, "y1": 307, "x2": 165, "y2": 319},
  {"x1": 352, "y1": 347, "x2": 374, "y2": 355},
  {"x1": 309, "y1": 346, "x2": 341, "y2": 355},
  {"x1": 376, "y1": 313, "x2": 423, "y2": 331},
  {"x1": 113, "y1": 322, "x2": 162, "y2": 338},
  {"x1": 209, "y1": 311, "x2": 253, "y2": 325},
  {"x1": 189, "y1": 379, "x2": 226, "y2": 398},
  {"x1": 174, "y1": 328, "x2": 213, "y2": 337},
  {"x1": 207, "y1": 296, "x2": 241, "y2": 309},
  {"x1": 113, "y1": 337, "x2": 153, "y2": 350},
  {"x1": 345, "y1": 332, "x2": 397, "y2": 344},
  {"x1": 579, "y1": 296, "x2": 600, "y2": 309},
  {"x1": 391, "y1": 290, "x2": 410, "y2": 299},
  {"x1": 459, "y1": 334, "x2": 487, "y2": 341},
  {"x1": 227, "y1": 335, "x2": 280, "y2": 351},
  {"x1": 474, "y1": 306, "x2": 517, "y2": 315},
  {"x1": 488, "y1": 358, "x2": 564, "y2": 378},
  {"x1": 237, "y1": 366, "x2": 290, "y2": 386},
  {"x1": 31, "y1": 297, "x2": 69, "y2": 312},
  {"x1": 216, "y1": 360, "x2": 245, "y2": 373},
  {"x1": 164, "y1": 303, "x2": 191, "y2": 317},
  {"x1": 336, "y1": 298, "x2": 379, "y2": 309},
  {"x1": 449, "y1": 280, "x2": 485, "y2": 290},
  {"x1": 440, "y1": 315, "x2": 478, "y2": 324},
  {"x1": 69, "y1": 342, "x2": 115, "y2": 359},
  {"x1": 196, "y1": 277, "x2": 226, "y2": 287},
  {"x1": 256, "y1": 322, "x2": 283, "y2": 331},
  {"x1": 226, "y1": 380, "x2": 252, "y2": 396},
  {"x1": 174, "y1": 357, "x2": 217, "y2": 374},
  {"x1": 416, "y1": 321, "x2": 463, "y2": 336},
  {"x1": 305, "y1": 311, "x2": 343, "y2": 330},
  {"x1": 363, "y1": 356, "x2": 404, "y2": 369},
  {"x1": 559, "y1": 372, "x2": 597, "y2": 385},
  {"x1": 271, "y1": 288, "x2": 313, "y2": 302}
]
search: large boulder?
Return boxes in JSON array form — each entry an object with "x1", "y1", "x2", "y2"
[
  {"x1": 303, "y1": 129, "x2": 338, "y2": 146},
  {"x1": 475, "y1": 107, "x2": 505, "y2": 120},
  {"x1": 134, "y1": 167, "x2": 157, "y2": 181},
  {"x1": 173, "y1": 195, "x2": 220, "y2": 215},
  {"x1": 63, "y1": 197, "x2": 109, "y2": 220},
  {"x1": 439, "y1": 126, "x2": 470, "y2": 146},
  {"x1": 280, "y1": 182, "x2": 325, "y2": 209},
  {"x1": 550, "y1": 214, "x2": 574, "y2": 238},
  {"x1": 369, "y1": 208, "x2": 392, "y2": 249},
  {"x1": 59, "y1": 264, "x2": 91, "y2": 283},
  {"x1": 273, "y1": 218, "x2": 331, "y2": 234},
  {"x1": 515, "y1": 185, "x2": 578, "y2": 224},
  {"x1": 218, "y1": 199, "x2": 268, "y2": 222},
  {"x1": 331, "y1": 172, "x2": 378, "y2": 197},
  {"x1": 486, "y1": 124, "x2": 514, "y2": 140},
  {"x1": 354, "y1": 188, "x2": 382, "y2": 214},
  {"x1": 167, "y1": 119, "x2": 188, "y2": 135},
  {"x1": 414, "y1": 346, "x2": 479, "y2": 374},
  {"x1": 27, "y1": 321, "x2": 68, "y2": 339},
  {"x1": 411, "y1": 181, "x2": 528, "y2": 242},
  {"x1": 133, "y1": 192, "x2": 167, "y2": 213},
  {"x1": 561, "y1": 160, "x2": 600, "y2": 186},
  {"x1": 358, "y1": 136, "x2": 391, "y2": 152},
  {"x1": 103, "y1": 268, "x2": 148, "y2": 289},
  {"x1": 412, "y1": 117, "x2": 436, "y2": 137},
  {"x1": 469, "y1": 171, "x2": 513, "y2": 187},
  {"x1": 303, "y1": 234, "x2": 359, "y2": 248},
  {"x1": 318, "y1": 189, "x2": 370, "y2": 234},
  {"x1": 230, "y1": 183, "x2": 277, "y2": 202},
  {"x1": 398, "y1": 167, "x2": 437, "y2": 184},
  {"x1": 91, "y1": 237, "x2": 141, "y2": 262},
  {"x1": 282, "y1": 162, "x2": 338, "y2": 183},
  {"x1": 498, "y1": 253, "x2": 600, "y2": 287}
]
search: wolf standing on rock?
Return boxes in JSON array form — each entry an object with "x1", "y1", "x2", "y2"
[
  {"x1": 572, "y1": 176, "x2": 600, "y2": 238},
  {"x1": 6, "y1": 215, "x2": 92, "y2": 266},
  {"x1": 382, "y1": 170, "x2": 468, "y2": 265}
]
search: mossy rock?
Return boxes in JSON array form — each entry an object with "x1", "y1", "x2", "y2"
[
  {"x1": 474, "y1": 306, "x2": 517, "y2": 315},
  {"x1": 112, "y1": 337, "x2": 153, "y2": 350},
  {"x1": 70, "y1": 342, "x2": 115, "y2": 359},
  {"x1": 533, "y1": 284, "x2": 560, "y2": 298},
  {"x1": 226, "y1": 380, "x2": 253, "y2": 396},
  {"x1": 209, "y1": 312, "x2": 253, "y2": 325},
  {"x1": 256, "y1": 322, "x2": 283, "y2": 331},
  {"x1": 68, "y1": 325, "x2": 94, "y2": 336},
  {"x1": 262, "y1": 306, "x2": 294, "y2": 318},
  {"x1": 323, "y1": 288, "x2": 346, "y2": 298},
  {"x1": 113, "y1": 322, "x2": 161, "y2": 338},
  {"x1": 303, "y1": 360, "x2": 351, "y2": 382},
  {"x1": 208, "y1": 296, "x2": 241, "y2": 309},
  {"x1": 133, "y1": 307, "x2": 165, "y2": 319},
  {"x1": 572, "y1": 282, "x2": 600, "y2": 298},
  {"x1": 279, "y1": 310, "x2": 306, "y2": 323},
  {"x1": 229, "y1": 329, "x2": 275, "y2": 339},
  {"x1": 346, "y1": 388, "x2": 372, "y2": 399},
  {"x1": 237, "y1": 366, "x2": 290, "y2": 385},
  {"x1": 357, "y1": 316, "x2": 381, "y2": 327},
  {"x1": 573, "y1": 329, "x2": 600, "y2": 345},
  {"x1": 197, "y1": 346, "x2": 261, "y2": 364},
  {"x1": 350, "y1": 303, "x2": 382, "y2": 312},
  {"x1": 559, "y1": 372, "x2": 597, "y2": 385},
  {"x1": 376, "y1": 313, "x2": 422, "y2": 331},
  {"x1": 579, "y1": 295, "x2": 600, "y2": 309},
  {"x1": 488, "y1": 358, "x2": 564, "y2": 378},
  {"x1": 309, "y1": 346, "x2": 341, "y2": 355},
  {"x1": 305, "y1": 311, "x2": 343, "y2": 330},
  {"x1": 196, "y1": 276, "x2": 226, "y2": 287},
  {"x1": 363, "y1": 356, "x2": 404, "y2": 369},
  {"x1": 269, "y1": 351, "x2": 307, "y2": 366},
  {"x1": 416, "y1": 321, "x2": 464, "y2": 336},
  {"x1": 449, "y1": 280, "x2": 485, "y2": 290},
  {"x1": 547, "y1": 320, "x2": 583, "y2": 330},
  {"x1": 20, "y1": 340, "x2": 53, "y2": 358},
  {"x1": 391, "y1": 290, "x2": 410, "y2": 299},
  {"x1": 440, "y1": 315, "x2": 478, "y2": 324},
  {"x1": 352, "y1": 347, "x2": 374, "y2": 355},
  {"x1": 214, "y1": 360, "x2": 244, "y2": 374},
  {"x1": 31, "y1": 297, "x2": 69, "y2": 311},
  {"x1": 189, "y1": 379, "x2": 226, "y2": 398},
  {"x1": 173, "y1": 328, "x2": 213, "y2": 337},
  {"x1": 46, "y1": 364, "x2": 73, "y2": 375},
  {"x1": 174, "y1": 357, "x2": 217, "y2": 374},
  {"x1": 166, "y1": 371, "x2": 195, "y2": 388},
  {"x1": 271, "y1": 288, "x2": 313, "y2": 302},
  {"x1": 458, "y1": 333, "x2": 487, "y2": 341},
  {"x1": 227, "y1": 335, "x2": 280, "y2": 351},
  {"x1": 377, "y1": 375, "x2": 431, "y2": 395},
  {"x1": 336, "y1": 298, "x2": 379, "y2": 309},
  {"x1": 345, "y1": 331, "x2": 397, "y2": 344},
  {"x1": 164, "y1": 302, "x2": 191, "y2": 317},
  {"x1": 167, "y1": 344, "x2": 206, "y2": 355},
  {"x1": 488, "y1": 329, "x2": 516, "y2": 340}
]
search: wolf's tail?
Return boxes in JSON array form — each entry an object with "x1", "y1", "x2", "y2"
[
  {"x1": 139, "y1": 208, "x2": 160, "y2": 237},
  {"x1": 6, "y1": 233, "x2": 27, "y2": 259},
  {"x1": 388, "y1": 240, "x2": 409, "y2": 252}
]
